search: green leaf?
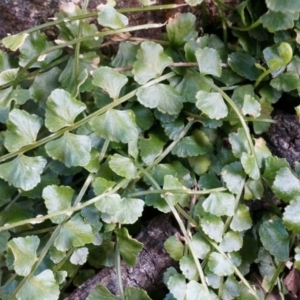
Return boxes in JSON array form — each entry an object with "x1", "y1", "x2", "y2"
[
  {"x1": 208, "y1": 252, "x2": 235, "y2": 276},
  {"x1": 92, "y1": 67, "x2": 128, "y2": 99},
  {"x1": 196, "y1": 91, "x2": 228, "y2": 120},
  {"x1": 96, "y1": 194, "x2": 144, "y2": 224},
  {"x1": 259, "y1": 217, "x2": 289, "y2": 261},
  {"x1": 171, "y1": 136, "x2": 207, "y2": 157},
  {"x1": 0, "y1": 68, "x2": 19, "y2": 85},
  {"x1": 191, "y1": 232, "x2": 211, "y2": 259},
  {"x1": 16, "y1": 270, "x2": 59, "y2": 300},
  {"x1": 263, "y1": 156, "x2": 290, "y2": 185},
  {"x1": 203, "y1": 192, "x2": 235, "y2": 217},
  {"x1": 87, "y1": 285, "x2": 119, "y2": 300},
  {"x1": 92, "y1": 177, "x2": 115, "y2": 195},
  {"x1": 0, "y1": 155, "x2": 46, "y2": 191},
  {"x1": 70, "y1": 247, "x2": 89, "y2": 265},
  {"x1": 167, "y1": 274, "x2": 187, "y2": 300},
  {"x1": 164, "y1": 235, "x2": 184, "y2": 261},
  {"x1": 138, "y1": 134, "x2": 166, "y2": 165},
  {"x1": 4, "y1": 109, "x2": 42, "y2": 153},
  {"x1": 241, "y1": 153, "x2": 260, "y2": 180},
  {"x1": 0, "y1": 231, "x2": 10, "y2": 253},
  {"x1": 2, "y1": 33, "x2": 29, "y2": 51},
  {"x1": 260, "y1": 10, "x2": 299, "y2": 32},
  {"x1": 186, "y1": 281, "x2": 218, "y2": 300},
  {"x1": 266, "y1": 0, "x2": 300, "y2": 12},
  {"x1": 244, "y1": 178, "x2": 264, "y2": 200},
  {"x1": 45, "y1": 89, "x2": 86, "y2": 132},
  {"x1": 29, "y1": 67, "x2": 61, "y2": 102},
  {"x1": 184, "y1": 0, "x2": 203, "y2": 6},
  {"x1": 108, "y1": 154, "x2": 137, "y2": 179},
  {"x1": 283, "y1": 198, "x2": 300, "y2": 233},
  {"x1": 230, "y1": 204, "x2": 252, "y2": 232},
  {"x1": 163, "y1": 175, "x2": 190, "y2": 207},
  {"x1": 54, "y1": 214, "x2": 94, "y2": 251},
  {"x1": 114, "y1": 227, "x2": 143, "y2": 266},
  {"x1": 221, "y1": 276, "x2": 240, "y2": 300},
  {"x1": 228, "y1": 51, "x2": 262, "y2": 80},
  {"x1": 133, "y1": 41, "x2": 172, "y2": 84},
  {"x1": 137, "y1": 83, "x2": 183, "y2": 115},
  {"x1": 270, "y1": 72, "x2": 300, "y2": 92},
  {"x1": 272, "y1": 167, "x2": 300, "y2": 202},
  {"x1": 166, "y1": 13, "x2": 197, "y2": 46},
  {"x1": 97, "y1": 5, "x2": 128, "y2": 29},
  {"x1": 200, "y1": 214, "x2": 224, "y2": 242},
  {"x1": 196, "y1": 47, "x2": 222, "y2": 77},
  {"x1": 90, "y1": 109, "x2": 138, "y2": 143},
  {"x1": 7, "y1": 236, "x2": 40, "y2": 276},
  {"x1": 242, "y1": 95, "x2": 261, "y2": 117},
  {"x1": 43, "y1": 185, "x2": 74, "y2": 224},
  {"x1": 180, "y1": 255, "x2": 198, "y2": 281},
  {"x1": 222, "y1": 162, "x2": 246, "y2": 194},
  {"x1": 124, "y1": 287, "x2": 151, "y2": 300},
  {"x1": 45, "y1": 133, "x2": 91, "y2": 167},
  {"x1": 220, "y1": 231, "x2": 243, "y2": 252}
]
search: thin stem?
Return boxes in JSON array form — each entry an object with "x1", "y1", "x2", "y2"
[
  {"x1": 229, "y1": 19, "x2": 262, "y2": 32},
  {"x1": 115, "y1": 225, "x2": 125, "y2": 300}
]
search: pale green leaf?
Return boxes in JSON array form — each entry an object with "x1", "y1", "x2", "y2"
[
  {"x1": 97, "y1": 5, "x2": 128, "y2": 29},
  {"x1": 171, "y1": 136, "x2": 207, "y2": 157},
  {"x1": 244, "y1": 178, "x2": 264, "y2": 200},
  {"x1": 45, "y1": 88, "x2": 86, "y2": 132},
  {"x1": 138, "y1": 134, "x2": 166, "y2": 165},
  {"x1": 220, "y1": 231, "x2": 243, "y2": 252},
  {"x1": 196, "y1": 91, "x2": 228, "y2": 120},
  {"x1": 108, "y1": 154, "x2": 137, "y2": 179},
  {"x1": 230, "y1": 204, "x2": 252, "y2": 232},
  {"x1": 0, "y1": 155, "x2": 46, "y2": 191},
  {"x1": 186, "y1": 281, "x2": 218, "y2": 300},
  {"x1": 137, "y1": 83, "x2": 183, "y2": 115},
  {"x1": 180, "y1": 256, "x2": 198, "y2": 281},
  {"x1": 95, "y1": 193, "x2": 121, "y2": 215},
  {"x1": 164, "y1": 235, "x2": 184, "y2": 261},
  {"x1": 124, "y1": 287, "x2": 151, "y2": 300},
  {"x1": 203, "y1": 192, "x2": 235, "y2": 217},
  {"x1": 283, "y1": 198, "x2": 300, "y2": 233},
  {"x1": 222, "y1": 162, "x2": 246, "y2": 194},
  {"x1": 45, "y1": 133, "x2": 91, "y2": 167},
  {"x1": 228, "y1": 128, "x2": 251, "y2": 158},
  {"x1": 270, "y1": 71, "x2": 300, "y2": 92},
  {"x1": 43, "y1": 185, "x2": 74, "y2": 224},
  {"x1": 92, "y1": 67, "x2": 128, "y2": 99},
  {"x1": 16, "y1": 270, "x2": 59, "y2": 300},
  {"x1": 167, "y1": 274, "x2": 187, "y2": 300},
  {"x1": 266, "y1": 0, "x2": 300, "y2": 12},
  {"x1": 272, "y1": 167, "x2": 300, "y2": 202},
  {"x1": 0, "y1": 68, "x2": 19, "y2": 85},
  {"x1": 200, "y1": 214, "x2": 224, "y2": 242},
  {"x1": 2, "y1": 33, "x2": 29, "y2": 51},
  {"x1": 241, "y1": 153, "x2": 260, "y2": 180},
  {"x1": 114, "y1": 227, "x2": 143, "y2": 266},
  {"x1": 208, "y1": 252, "x2": 234, "y2": 276},
  {"x1": 228, "y1": 51, "x2": 261, "y2": 80},
  {"x1": 242, "y1": 95, "x2": 261, "y2": 117},
  {"x1": 90, "y1": 109, "x2": 138, "y2": 143},
  {"x1": 263, "y1": 156, "x2": 290, "y2": 185},
  {"x1": 87, "y1": 285, "x2": 119, "y2": 300},
  {"x1": 4, "y1": 109, "x2": 43, "y2": 152},
  {"x1": 191, "y1": 232, "x2": 211, "y2": 259},
  {"x1": 259, "y1": 217, "x2": 289, "y2": 261},
  {"x1": 54, "y1": 214, "x2": 94, "y2": 251},
  {"x1": 133, "y1": 41, "x2": 172, "y2": 84},
  {"x1": 196, "y1": 47, "x2": 222, "y2": 77},
  {"x1": 7, "y1": 236, "x2": 40, "y2": 276},
  {"x1": 92, "y1": 177, "x2": 115, "y2": 195},
  {"x1": 221, "y1": 276, "x2": 240, "y2": 300},
  {"x1": 70, "y1": 247, "x2": 89, "y2": 265},
  {"x1": 261, "y1": 10, "x2": 299, "y2": 33},
  {"x1": 166, "y1": 13, "x2": 197, "y2": 46},
  {"x1": 184, "y1": 0, "x2": 203, "y2": 6}
]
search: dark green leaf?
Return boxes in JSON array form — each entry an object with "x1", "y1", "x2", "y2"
[
  {"x1": 164, "y1": 235, "x2": 184, "y2": 261},
  {"x1": 259, "y1": 216, "x2": 289, "y2": 261},
  {"x1": 114, "y1": 227, "x2": 143, "y2": 266},
  {"x1": 266, "y1": 0, "x2": 300, "y2": 12},
  {"x1": 171, "y1": 136, "x2": 207, "y2": 157},
  {"x1": 87, "y1": 285, "x2": 118, "y2": 300},
  {"x1": 124, "y1": 287, "x2": 151, "y2": 300},
  {"x1": 108, "y1": 154, "x2": 137, "y2": 179},
  {"x1": 270, "y1": 72, "x2": 300, "y2": 92}
]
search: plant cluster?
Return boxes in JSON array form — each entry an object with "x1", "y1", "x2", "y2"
[{"x1": 1, "y1": 0, "x2": 300, "y2": 299}]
